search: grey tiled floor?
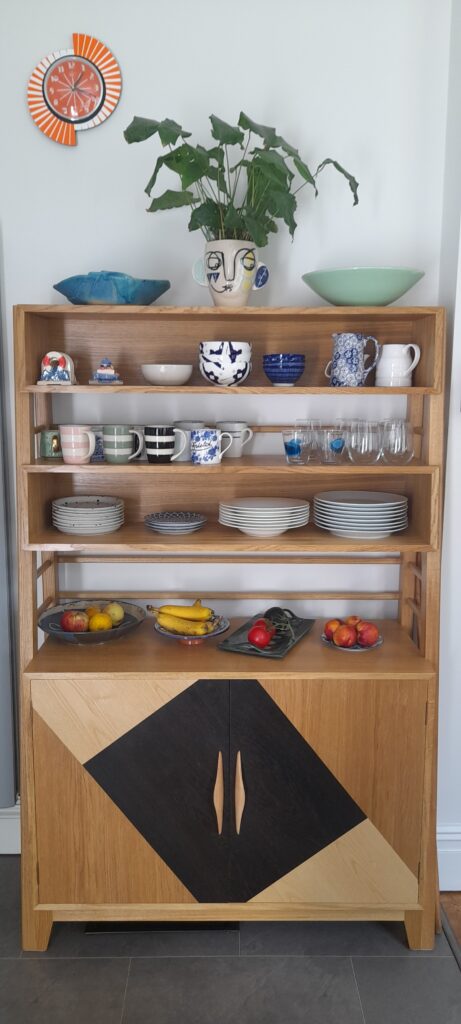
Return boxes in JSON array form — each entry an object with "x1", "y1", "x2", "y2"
[{"x1": 1, "y1": 855, "x2": 460, "y2": 1023}]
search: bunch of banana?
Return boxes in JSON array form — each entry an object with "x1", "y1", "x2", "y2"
[{"x1": 147, "y1": 600, "x2": 217, "y2": 637}]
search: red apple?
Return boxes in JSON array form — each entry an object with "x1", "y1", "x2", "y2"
[
  {"x1": 333, "y1": 624, "x2": 357, "y2": 647},
  {"x1": 60, "y1": 609, "x2": 89, "y2": 633},
  {"x1": 356, "y1": 621, "x2": 380, "y2": 647},
  {"x1": 344, "y1": 615, "x2": 362, "y2": 627},
  {"x1": 324, "y1": 618, "x2": 343, "y2": 640}
]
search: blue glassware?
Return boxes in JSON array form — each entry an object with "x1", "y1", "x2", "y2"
[{"x1": 54, "y1": 271, "x2": 170, "y2": 305}]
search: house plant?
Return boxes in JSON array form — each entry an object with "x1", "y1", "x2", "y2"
[{"x1": 124, "y1": 111, "x2": 359, "y2": 306}]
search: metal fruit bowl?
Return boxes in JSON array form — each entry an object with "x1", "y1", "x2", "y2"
[{"x1": 154, "y1": 616, "x2": 230, "y2": 646}]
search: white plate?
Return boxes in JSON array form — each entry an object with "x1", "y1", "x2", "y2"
[
  {"x1": 314, "y1": 512, "x2": 408, "y2": 525},
  {"x1": 219, "y1": 498, "x2": 309, "y2": 511},
  {"x1": 314, "y1": 501, "x2": 407, "y2": 514},
  {"x1": 219, "y1": 512, "x2": 310, "y2": 523},
  {"x1": 314, "y1": 491, "x2": 407, "y2": 507},
  {"x1": 52, "y1": 496, "x2": 124, "y2": 510}
]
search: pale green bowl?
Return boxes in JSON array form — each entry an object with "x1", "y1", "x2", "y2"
[{"x1": 301, "y1": 267, "x2": 424, "y2": 306}]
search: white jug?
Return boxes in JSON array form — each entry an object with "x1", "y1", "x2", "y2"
[{"x1": 375, "y1": 343, "x2": 421, "y2": 386}]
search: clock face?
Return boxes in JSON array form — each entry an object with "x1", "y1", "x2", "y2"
[
  {"x1": 28, "y1": 34, "x2": 122, "y2": 146},
  {"x1": 43, "y1": 57, "x2": 105, "y2": 124}
]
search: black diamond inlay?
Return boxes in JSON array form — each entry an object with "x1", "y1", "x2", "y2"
[{"x1": 84, "y1": 678, "x2": 365, "y2": 902}]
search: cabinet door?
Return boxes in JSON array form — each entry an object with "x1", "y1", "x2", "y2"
[
  {"x1": 233, "y1": 677, "x2": 424, "y2": 908},
  {"x1": 227, "y1": 679, "x2": 366, "y2": 902},
  {"x1": 32, "y1": 677, "x2": 231, "y2": 904}
]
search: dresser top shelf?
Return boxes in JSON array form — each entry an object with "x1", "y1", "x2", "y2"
[{"x1": 25, "y1": 618, "x2": 435, "y2": 680}]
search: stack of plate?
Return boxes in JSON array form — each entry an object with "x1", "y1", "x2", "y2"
[
  {"x1": 219, "y1": 497, "x2": 310, "y2": 538},
  {"x1": 144, "y1": 512, "x2": 207, "y2": 535},
  {"x1": 52, "y1": 496, "x2": 125, "y2": 535},
  {"x1": 314, "y1": 490, "x2": 408, "y2": 539}
]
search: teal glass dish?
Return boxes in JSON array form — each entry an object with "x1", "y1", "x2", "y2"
[{"x1": 301, "y1": 267, "x2": 424, "y2": 306}]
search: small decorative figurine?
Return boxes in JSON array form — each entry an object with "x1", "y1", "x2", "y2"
[
  {"x1": 90, "y1": 357, "x2": 123, "y2": 385},
  {"x1": 37, "y1": 351, "x2": 76, "y2": 385}
]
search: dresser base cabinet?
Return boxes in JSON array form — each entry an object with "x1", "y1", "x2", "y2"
[{"x1": 23, "y1": 665, "x2": 436, "y2": 950}]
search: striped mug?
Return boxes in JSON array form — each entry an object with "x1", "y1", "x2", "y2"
[
  {"x1": 144, "y1": 425, "x2": 187, "y2": 464},
  {"x1": 59, "y1": 424, "x2": 96, "y2": 465},
  {"x1": 103, "y1": 425, "x2": 143, "y2": 464}
]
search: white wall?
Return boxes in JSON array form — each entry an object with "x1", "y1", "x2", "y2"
[
  {"x1": 438, "y1": 0, "x2": 461, "y2": 889},
  {"x1": 0, "y1": 0, "x2": 457, "y2": 870}
]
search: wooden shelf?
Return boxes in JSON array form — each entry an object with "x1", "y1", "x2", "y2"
[
  {"x1": 26, "y1": 618, "x2": 435, "y2": 680},
  {"x1": 23, "y1": 384, "x2": 436, "y2": 395},
  {"x1": 25, "y1": 522, "x2": 433, "y2": 554},
  {"x1": 24, "y1": 457, "x2": 432, "y2": 475}
]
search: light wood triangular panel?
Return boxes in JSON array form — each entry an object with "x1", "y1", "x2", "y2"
[
  {"x1": 259, "y1": 677, "x2": 427, "y2": 876},
  {"x1": 33, "y1": 712, "x2": 195, "y2": 905},
  {"x1": 31, "y1": 676, "x2": 199, "y2": 763},
  {"x1": 250, "y1": 820, "x2": 418, "y2": 905}
]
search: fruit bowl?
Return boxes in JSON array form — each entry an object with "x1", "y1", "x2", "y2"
[
  {"x1": 301, "y1": 268, "x2": 424, "y2": 306},
  {"x1": 321, "y1": 633, "x2": 383, "y2": 652},
  {"x1": 38, "y1": 601, "x2": 146, "y2": 645},
  {"x1": 154, "y1": 616, "x2": 230, "y2": 646}
]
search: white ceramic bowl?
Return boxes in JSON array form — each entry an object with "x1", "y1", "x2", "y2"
[{"x1": 141, "y1": 363, "x2": 193, "y2": 386}]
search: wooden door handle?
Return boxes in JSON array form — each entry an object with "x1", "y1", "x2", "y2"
[
  {"x1": 235, "y1": 750, "x2": 245, "y2": 835},
  {"x1": 213, "y1": 751, "x2": 224, "y2": 835}
]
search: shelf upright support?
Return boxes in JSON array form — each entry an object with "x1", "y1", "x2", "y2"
[{"x1": 14, "y1": 307, "x2": 53, "y2": 951}]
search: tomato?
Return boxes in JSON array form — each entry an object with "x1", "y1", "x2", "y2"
[
  {"x1": 252, "y1": 617, "x2": 276, "y2": 633},
  {"x1": 247, "y1": 624, "x2": 274, "y2": 649}
]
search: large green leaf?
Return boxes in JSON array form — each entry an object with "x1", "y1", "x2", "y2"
[
  {"x1": 238, "y1": 112, "x2": 278, "y2": 147},
  {"x1": 243, "y1": 213, "x2": 269, "y2": 247},
  {"x1": 124, "y1": 116, "x2": 190, "y2": 145},
  {"x1": 251, "y1": 148, "x2": 294, "y2": 186},
  {"x1": 144, "y1": 154, "x2": 169, "y2": 196},
  {"x1": 210, "y1": 115, "x2": 244, "y2": 146},
  {"x1": 206, "y1": 165, "x2": 229, "y2": 195},
  {"x1": 197, "y1": 144, "x2": 225, "y2": 168},
  {"x1": 147, "y1": 189, "x2": 196, "y2": 212},
  {"x1": 293, "y1": 155, "x2": 318, "y2": 193},
  {"x1": 158, "y1": 118, "x2": 192, "y2": 145},
  {"x1": 162, "y1": 144, "x2": 210, "y2": 189},
  {"x1": 315, "y1": 158, "x2": 359, "y2": 205},
  {"x1": 266, "y1": 189, "x2": 297, "y2": 237},
  {"x1": 188, "y1": 199, "x2": 223, "y2": 233},
  {"x1": 276, "y1": 136, "x2": 299, "y2": 158},
  {"x1": 223, "y1": 205, "x2": 246, "y2": 236}
]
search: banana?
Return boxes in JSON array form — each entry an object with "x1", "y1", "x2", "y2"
[
  {"x1": 156, "y1": 600, "x2": 213, "y2": 622},
  {"x1": 156, "y1": 611, "x2": 213, "y2": 636}
]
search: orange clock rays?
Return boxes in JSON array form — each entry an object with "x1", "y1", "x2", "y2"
[{"x1": 27, "y1": 33, "x2": 122, "y2": 146}]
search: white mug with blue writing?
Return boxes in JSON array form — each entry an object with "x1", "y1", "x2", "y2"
[
  {"x1": 325, "y1": 332, "x2": 381, "y2": 387},
  {"x1": 190, "y1": 428, "x2": 233, "y2": 465}
]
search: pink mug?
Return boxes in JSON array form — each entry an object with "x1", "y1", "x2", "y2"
[{"x1": 59, "y1": 424, "x2": 96, "y2": 465}]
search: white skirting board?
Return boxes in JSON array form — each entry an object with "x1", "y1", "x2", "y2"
[
  {"x1": 1, "y1": 806, "x2": 460, "y2": 889},
  {"x1": 0, "y1": 801, "x2": 20, "y2": 854}
]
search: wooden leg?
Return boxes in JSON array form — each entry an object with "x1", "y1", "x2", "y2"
[
  {"x1": 21, "y1": 906, "x2": 53, "y2": 951},
  {"x1": 404, "y1": 905, "x2": 436, "y2": 950}
]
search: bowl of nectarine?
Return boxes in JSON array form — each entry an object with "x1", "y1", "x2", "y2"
[{"x1": 321, "y1": 615, "x2": 383, "y2": 652}]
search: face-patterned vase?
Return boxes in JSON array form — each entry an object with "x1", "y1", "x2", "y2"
[{"x1": 193, "y1": 239, "x2": 269, "y2": 307}]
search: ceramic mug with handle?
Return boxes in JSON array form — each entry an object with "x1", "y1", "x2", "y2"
[
  {"x1": 144, "y1": 425, "x2": 187, "y2": 464},
  {"x1": 59, "y1": 424, "x2": 96, "y2": 465},
  {"x1": 103, "y1": 425, "x2": 144, "y2": 464},
  {"x1": 216, "y1": 421, "x2": 254, "y2": 458},
  {"x1": 375, "y1": 343, "x2": 421, "y2": 386},
  {"x1": 190, "y1": 428, "x2": 233, "y2": 465},
  {"x1": 173, "y1": 421, "x2": 206, "y2": 462},
  {"x1": 325, "y1": 332, "x2": 381, "y2": 387}
]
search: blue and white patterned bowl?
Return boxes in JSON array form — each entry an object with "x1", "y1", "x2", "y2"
[
  {"x1": 263, "y1": 353, "x2": 305, "y2": 386},
  {"x1": 199, "y1": 340, "x2": 252, "y2": 387}
]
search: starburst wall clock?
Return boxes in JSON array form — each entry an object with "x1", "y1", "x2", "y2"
[{"x1": 28, "y1": 33, "x2": 122, "y2": 146}]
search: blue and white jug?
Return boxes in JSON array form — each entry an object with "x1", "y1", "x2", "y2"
[{"x1": 325, "y1": 332, "x2": 381, "y2": 387}]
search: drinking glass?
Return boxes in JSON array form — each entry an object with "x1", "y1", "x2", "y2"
[
  {"x1": 381, "y1": 420, "x2": 414, "y2": 464},
  {"x1": 320, "y1": 424, "x2": 348, "y2": 464},
  {"x1": 347, "y1": 420, "x2": 382, "y2": 465},
  {"x1": 282, "y1": 429, "x2": 305, "y2": 464}
]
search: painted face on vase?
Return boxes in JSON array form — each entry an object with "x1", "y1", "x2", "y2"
[
  {"x1": 206, "y1": 244, "x2": 257, "y2": 297},
  {"x1": 193, "y1": 238, "x2": 269, "y2": 307}
]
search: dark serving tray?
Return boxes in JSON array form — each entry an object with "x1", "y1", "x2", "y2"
[{"x1": 218, "y1": 608, "x2": 316, "y2": 660}]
